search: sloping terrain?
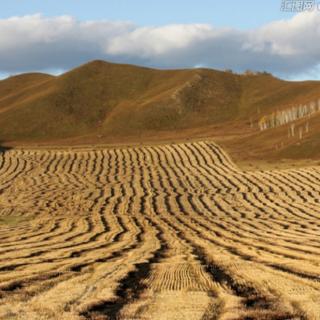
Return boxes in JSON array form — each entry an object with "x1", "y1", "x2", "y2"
[
  {"x1": 0, "y1": 60, "x2": 320, "y2": 160},
  {"x1": 0, "y1": 141, "x2": 319, "y2": 319}
]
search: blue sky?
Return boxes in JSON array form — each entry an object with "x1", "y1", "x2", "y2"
[
  {"x1": 1, "y1": 0, "x2": 295, "y2": 28},
  {"x1": 0, "y1": 1, "x2": 319, "y2": 80}
]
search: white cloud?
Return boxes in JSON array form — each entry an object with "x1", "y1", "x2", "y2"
[
  {"x1": 107, "y1": 24, "x2": 213, "y2": 56},
  {"x1": 0, "y1": 11, "x2": 320, "y2": 78}
]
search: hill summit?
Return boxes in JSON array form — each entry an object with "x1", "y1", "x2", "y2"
[{"x1": 1, "y1": 60, "x2": 320, "y2": 160}]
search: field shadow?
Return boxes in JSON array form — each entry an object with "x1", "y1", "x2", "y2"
[{"x1": 0, "y1": 145, "x2": 12, "y2": 154}]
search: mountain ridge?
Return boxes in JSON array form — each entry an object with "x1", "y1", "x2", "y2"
[{"x1": 0, "y1": 60, "x2": 319, "y2": 160}]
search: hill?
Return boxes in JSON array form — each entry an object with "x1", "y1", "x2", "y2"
[{"x1": 0, "y1": 60, "x2": 320, "y2": 160}]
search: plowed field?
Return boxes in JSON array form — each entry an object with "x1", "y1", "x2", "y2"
[{"x1": 0, "y1": 141, "x2": 319, "y2": 319}]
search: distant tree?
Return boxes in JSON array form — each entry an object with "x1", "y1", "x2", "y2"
[{"x1": 261, "y1": 71, "x2": 272, "y2": 76}]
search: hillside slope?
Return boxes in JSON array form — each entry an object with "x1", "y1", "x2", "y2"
[{"x1": 0, "y1": 60, "x2": 319, "y2": 160}]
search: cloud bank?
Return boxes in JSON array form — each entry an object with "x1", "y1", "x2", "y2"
[{"x1": 1, "y1": 12, "x2": 320, "y2": 78}]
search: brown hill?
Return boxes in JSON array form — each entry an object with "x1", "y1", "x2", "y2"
[{"x1": 0, "y1": 60, "x2": 319, "y2": 160}]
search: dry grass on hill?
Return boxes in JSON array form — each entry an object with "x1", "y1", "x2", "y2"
[{"x1": 1, "y1": 60, "x2": 320, "y2": 161}]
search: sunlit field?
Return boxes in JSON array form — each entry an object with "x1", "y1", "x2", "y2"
[{"x1": 0, "y1": 141, "x2": 319, "y2": 319}]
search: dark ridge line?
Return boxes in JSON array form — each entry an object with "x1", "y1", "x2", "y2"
[{"x1": 80, "y1": 231, "x2": 168, "y2": 319}]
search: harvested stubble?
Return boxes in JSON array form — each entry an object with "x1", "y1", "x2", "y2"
[{"x1": 0, "y1": 141, "x2": 319, "y2": 319}]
